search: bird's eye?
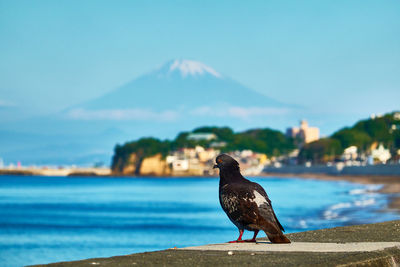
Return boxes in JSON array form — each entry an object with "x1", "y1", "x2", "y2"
[{"x1": 217, "y1": 158, "x2": 223, "y2": 163}]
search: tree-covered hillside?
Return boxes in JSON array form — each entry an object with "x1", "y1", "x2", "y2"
[
  {"x1": 299, "y1": 112, "x2": 400, "y2": 163},
  {"x1": 111, "y1": 126, "x2": 295, "y2": 171},
  {"x1": 112, "y1": 111, "x2": 400, "y2": 170}
]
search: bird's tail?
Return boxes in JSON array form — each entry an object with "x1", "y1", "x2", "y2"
[{"x1": 267, "y1": 233, "x2": 291, "y2": 244}]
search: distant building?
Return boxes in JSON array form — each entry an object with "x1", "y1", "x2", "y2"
[
  {"x1": 166, "y1": 155, "x2": 177, "y2": 164},
  {"x1": 187, "y1": 133, "x2": 217, "y2": 141},
  {"x1": 209, "y1": 141, "x2": 227, "y2": 148},
  {"x1": 181, "y1": 147, "x2": 197, "y2": 158},
  {"x1": 286, "y1": 120, "x2": 320, "y2": 144},
  {"x1": 371, "y1": 143, "x2": 391, "y2": 164},
  {"x1": 370, "y1": 113, "x2": 383, "y2": 120},
  {"x1": 172, "y1": 159, "x2": 189, "y2": 171},
  {"x1": 198, "y1": 148, "x2": 219, "y2": 162},
  {"x1": 166, "y1": 146, "x2": 220, "y2": 176},
  {"x1": 342, "y1": 146, "x2": 358, "y2": 161},
  {"x1": 240, "y1": 150, "x2": 253, "y2": 158}
]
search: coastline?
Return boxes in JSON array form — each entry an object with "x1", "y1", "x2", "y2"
[
  {"x1": 0, "y1": 167, "x2": 111, "y2": 176},
  {"x1": 259, "y1": 172, "x2": 400, "y2": 211}
]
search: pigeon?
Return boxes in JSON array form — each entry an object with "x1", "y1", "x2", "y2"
[{"x1": 214, "y1": 154, "x2": 290, "y2": 243}]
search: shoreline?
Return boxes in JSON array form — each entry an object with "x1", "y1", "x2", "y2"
[
  {"x1": 0, "y1": 167, "x2": 111, "y2": 176},
  {"x1": 259, "y1": 172, "x2": 400, "y2": 211}
]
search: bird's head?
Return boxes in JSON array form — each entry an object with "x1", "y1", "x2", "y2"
[{"x1": 213, "y1": 154, "x2": 240, "y2": 171}]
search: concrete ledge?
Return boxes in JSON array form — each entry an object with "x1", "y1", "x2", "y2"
[
  {"x1": 182, "y1": 242, "x2": 400, "y2": 253},
  {"x1": 34, "y1": 220, "x2": 400, "y2": 267}
]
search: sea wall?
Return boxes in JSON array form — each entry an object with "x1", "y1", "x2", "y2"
[
  {"x1": 0, "y1": 167, "x2": 111, "y2": 176},
  {"x1": 35, "y1": 220, "x2": 400, "y2": 267},
  {"x1": 341, "y1": 164, "x2": 400, "y2": 176},
  {"x1": 264, "y1": 164, "x2": 400, "y2": 176}
]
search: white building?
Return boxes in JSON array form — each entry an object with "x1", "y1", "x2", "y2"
[
  {"x1": 371, "y1": 144, "x2": 391, "y2": 164},
  {"x1": 286, "y1": 120, "x2": 320, "y2": 144},
  {"x1": 187, "y1": 133, "x2": 217, "y2": 141},
  {"x1": 172, "y1": 159, "x2": 189, "y2": 171},
  {"x1": 166, "y1": 155, "x2": 177, "y2": 164},
  {"x1": 342, "y1": 146, "x2": 358, "y2": 161}
]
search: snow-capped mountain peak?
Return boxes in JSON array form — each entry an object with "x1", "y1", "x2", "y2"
[
  {"x1": 157, "y1": 59, "x2": 222, "y2": 78},
  {"x1": 169, "y1": 59, "x2": 221, "y2": 77}
]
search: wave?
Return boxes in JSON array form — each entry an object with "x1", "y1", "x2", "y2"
[{"x1": 349, "y1": 185, "x2": 382, "y2": 195}]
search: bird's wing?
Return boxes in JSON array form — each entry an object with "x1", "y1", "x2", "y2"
[
  {"x1": 219, "y1": 184, "x2": 242, "y2": 219},
  {"x1": 220, "y1": 183, "x2": 283, "y2": 233},
  {"x1": 219, "y1": 183, "x2": 258, "y2": 228},
  {"x1": 251, "y1": 183, "x2": 285, "y2": 232}
]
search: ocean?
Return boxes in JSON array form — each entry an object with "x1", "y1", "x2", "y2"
[{"x1": 0, "y1": 175, "x2": 399, "y2": 267}]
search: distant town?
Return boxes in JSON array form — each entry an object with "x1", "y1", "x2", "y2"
[
  {"x1": 1, "y1": 111, "x2": 400, "y2": 177},
  {"x1": 110, "y1": 111, "x2": 400, "y2": 177}
]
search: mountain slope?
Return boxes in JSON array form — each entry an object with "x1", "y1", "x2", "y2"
[
  {"x1": 67, "y1": 59, "x2": 286, "y2": 118},
  {"x1": 1, "y1": 59, "x2": 295, "y2": 165}
]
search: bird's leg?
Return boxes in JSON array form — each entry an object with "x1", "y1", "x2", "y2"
[
  {"x1": 244, "y1": 230, "x2": 259, "y2": 242},
  {"x1": 228, "y1": 229, "x2": 244, "y2": 243}
]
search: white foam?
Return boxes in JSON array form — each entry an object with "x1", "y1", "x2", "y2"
[
  {"x1": 323, "y1": 210, "x2": 339, "y2": 219},
  {"x1": 354, "y1": 198, "x2": 375, "y2": 207},
  {"x1": 298, "y1": 220, "x2": 308, "y2": 228},
  {"x1": 330, "y1": 202, "x2": 352, "y2": 210},
  {"x1": 349, "y1": 188, "x2": 366, "y2": 195}
]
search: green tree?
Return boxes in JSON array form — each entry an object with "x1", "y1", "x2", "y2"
[
  {"x1": 111, "y1": 137, "x2": 171, "y2": 173},
  {"x1": 332, "y1": 128, "x2": 372, "y2": 151},
  {"x1": 298, "y1": 138, "x2": 342, "y2": 164},
  {"x1": 192, "y1": 126, "x2": 235, "y2": 142},
  {"x1": 224, "y1": 128, "x2": 295, "y2": 156}
]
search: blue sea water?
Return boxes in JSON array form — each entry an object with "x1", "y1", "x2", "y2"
[{"x1": 0, "y1": 175, "x2": 399, "y2": 267}]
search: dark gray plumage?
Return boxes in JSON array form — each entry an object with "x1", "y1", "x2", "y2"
[{"x1": 214, "y1": 154, "x2": 290, "y2": 243}]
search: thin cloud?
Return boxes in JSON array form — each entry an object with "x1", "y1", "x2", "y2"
[
  {"x1": 0, "y1": 99, "x2": 16, "y2": 108},
  {"x1": 191, "y1": 106, "x2": 290, "y2": 120},
  {"x1": 67, "y1": 108, "x2": 179, "y2": 121},
  {"x1": 227, "y1": 106, "x2": 289, "y2": 119},
  {"x1": 67, "y1": 106, "x2": 289, "y2": 122}
]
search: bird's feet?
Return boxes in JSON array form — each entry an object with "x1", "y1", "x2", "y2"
[
  {"x1": 228, "y1": 229, "x2": 246, "y2": 243},
  {"x1": 228, "y1": 239, "x2": 245, "y2": 243},
  {"x1": 227, "y1": 238, "x2": 256, "y2": 243}
]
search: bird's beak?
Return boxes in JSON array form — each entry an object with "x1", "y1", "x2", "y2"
[{"x1": 213, "y1": 164, "x2": 219, "y2": 169}]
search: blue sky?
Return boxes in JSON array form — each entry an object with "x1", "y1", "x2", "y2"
[{"x1": 1, "y1": 0, "x2": 399, "y2": 133}]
